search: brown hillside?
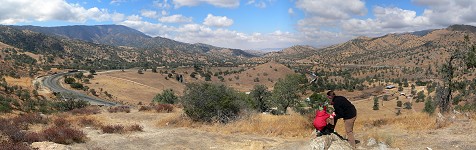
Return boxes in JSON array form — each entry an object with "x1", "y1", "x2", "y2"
[{"x1": 218, "y1": 61, "x2": 295, "y2": 92}]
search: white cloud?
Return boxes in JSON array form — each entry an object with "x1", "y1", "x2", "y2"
[
  {"x1": 172, "y1": 0, "x2": 240, "y2": 8},
  {"x1": 119, "y1": 16, "x2": 299, "y2": 49},
  {"x1": 159, "y1": 14, "x2": 193, "y2": 23},
  {"x1": 0, "y1": 0, "x2": 125, "y2": 24},
  {"x1": 153, "y1": 0, "x2": 171, "y2": 9},
  {"x1": 110, "y1": 0, "x2": 127, "y2": 4},
  {"x1": 203, "y1": 14, "x2": 233, "y2": 27},
  {"x1": 296, "y1": 0, "x2": 367, "y2": 20},
  {"x1": 413, "y1": 0, "x2": 476, "y2": 26},
  {"x1": 140, "y1": 10, "x2": 159, "y2": 19},
  {"x1": 246, "y1": 0, "x2": 276, "y2": 8},
  {"x1": 288, "y1": 8, "x2": 294, "y2": 15}
]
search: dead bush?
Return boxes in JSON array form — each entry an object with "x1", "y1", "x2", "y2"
[
  {"x1": 138, "y1": 106, "x2": 152, "y2": 111},
  {"x1": 155, "y1": 104, "x2": 174, "y2": 113},
  {"x1": 108, "y1": 106, "x2": 131, "y2": 113},
  {"x1": 101, "y1": 125, "x2": 125, "y2": 134},
  {"x1": 70, "y1": 107, "x2": 101, "y2": 115},
  {"x1": 41, "y1": 126, "x2": 87, "y2": 144},
  {"x1": 24, "y1": 132, "x2": 45, "y2": 143},
  {"x1": 53, "y1": 118, "x2": 70, "y2": 127},
  {"x1": 0, "y1": 140, "x2": 31, "y2": 150},
  {"x1": 127, "y1": 124, "x2": 143, "y2": 132},
  {"x1": 78, "y1": 117, "x2": 101, "y2": 128},
  {"x1": 12, "y1": 113, "x2": 48, "y2": 128}
]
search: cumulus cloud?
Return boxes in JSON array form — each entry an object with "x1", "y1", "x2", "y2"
[
  {"x1": 153, "y1": 0, "x2": 172, "y2": 9},
  {"x1": 288, "y1": 8, "x2": 294, "y2": 15},
  {"x1": 203, "y1": 14, "x2": 233, "y2": 27},
  {"x1": 340, "y1": 6, "x2": 430, "y2": 36},
  {"x1": 140, "y1": 10, "x2": 159, "y2": 19},
  {"x1": 296, "y1": 0, "x2": 367, "y2": 20},
  {"x1": 159, "y1": 14, "x2": 193, "y2": 23},
  {"x1": 0, "y1": 0, "x2": 125, "y2": 24},
  {"x1": 119, "y1": 16, "x2": 299, "y2": 49},
  {"x1": 413, "y1": 0, "x2": 476, "y2": 26},
  {"x1": 172, "y1": 0, "x2": 240, "y2": 8}
]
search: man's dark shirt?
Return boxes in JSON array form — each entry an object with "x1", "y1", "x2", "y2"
[{"x1": 332, "y1": 96, "x2": 357, "y2": 119}]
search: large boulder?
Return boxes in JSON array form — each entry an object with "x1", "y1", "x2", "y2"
[{"x1": 309, "y1": 134, "x2": 353, "y2": 150}]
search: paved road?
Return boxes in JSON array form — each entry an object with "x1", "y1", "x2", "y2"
[{"x1": 42, "y1": 72, "x2": 117, "y2": 106}]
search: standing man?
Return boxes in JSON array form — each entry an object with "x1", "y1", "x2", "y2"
[{"x1": 327, "y1": 90, "x2": 357, "y2": 148}]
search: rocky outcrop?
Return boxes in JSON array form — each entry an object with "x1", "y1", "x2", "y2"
[
  {"x1": 309, "y1": 134, "x2": 353, "y2": 150},
  {"x1": 31, "y1": 142, "x2": 72, "y2": 150}
]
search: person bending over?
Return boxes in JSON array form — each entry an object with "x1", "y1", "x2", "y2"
[{"x1": 327, "y1": 90, "x2": 357, "y2": 148}]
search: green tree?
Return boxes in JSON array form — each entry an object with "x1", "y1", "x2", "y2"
[
  {"x1": 181, "y1": 82, "x2": 245, "y2": 123},
  {"x1": 373, "y1": 96, "x2": 379, "y2": 110},
  {"x1": 383, "y1": 95, "x2": 389, "y2": 101},
  {"x1": 308, "y1": 92, "x2": 328, "y2": 110},
  {"x1": 416, "y1": 91, "x2": 426, "y2": 102},
  {"x1": 424, "y1": 96, "x2": 436, "y2": 114},
  {"x1": 271, "y1": 74, "x2": 305, "y2": 114},
  {"x1": 64, "y1": 77, "x2": 75, "y2": 84},
  {"x1": 74, "y1": 72, "x2": 84, "y2": 79},
  {"x1": 250, "y1": 85, "x2": 271, "y2": 112},
  {"x1": 153, "y1": 89, "x2": 178, "y2": 104}
]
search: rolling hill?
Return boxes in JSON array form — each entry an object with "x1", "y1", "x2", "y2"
[{"x1": 266, "y1": 25, "x2": 476, "y2": 69}]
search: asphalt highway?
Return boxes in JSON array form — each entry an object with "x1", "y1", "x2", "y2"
[{"x1": 42, "y1": 72, "x2": 117, "y2": 106}]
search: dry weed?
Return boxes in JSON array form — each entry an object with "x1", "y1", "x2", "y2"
[{"x1": 157, "y1": 112, "x2": 312, "y2": 138}]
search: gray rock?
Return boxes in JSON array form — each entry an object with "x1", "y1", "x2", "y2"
[
  {"x1": 310, "y1": 134, "x2": 353, "y2": 150},
  {"x1": 367, "y1": 138, "x2": 377, "y2": 146}
]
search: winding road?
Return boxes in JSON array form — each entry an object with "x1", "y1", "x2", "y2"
[{"x1": 42, "y1": 72, "x2": 117, "y2": 106}]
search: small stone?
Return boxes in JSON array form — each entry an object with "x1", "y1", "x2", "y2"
[{"x1": 367, "y1": 138, "x2": 377, "y2": 146}]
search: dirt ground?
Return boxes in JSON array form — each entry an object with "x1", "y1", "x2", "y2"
[{"x1": 70, "y1": 110, "x2": 309, "y2": 150}]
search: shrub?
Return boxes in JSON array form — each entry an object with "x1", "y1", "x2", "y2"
[
  {"x1": 155, "y1": 104, "x2": 174, "y2": 113},
  {"x1": 152, "y1": 89, "x2": 178, "y2": 104},
  {"x1": 70, "y1": 107, "x2": 101, "y2": 115},
  {"x1": 24, "y1": 132, "x2": 45, "y2": 143},
  {"x1": 0, "y1": 141, "x2": 31, "y2": 150},
  {"x1": 397, "y1": 101, "x2": 403, "y2": 107},
  {"x1": 108, "y1": 106, "x2": 131, "y2": 113},
  {"x1": 78, "y1": 117, "x2": 101, "y2": 128},
  {"x1": 127, "y1": 124, "x2": 143, "y2": 132},
  {"x1": 41, "y1": 126, "x2": 86, "y2": 144},
  {"x1": 424, "y1": 96, "x2": 436, "y2": 114},
  {"x1": 101, "y1": 125, "x2": 125, "y2": 134},
  {"x1": 70, "y1": 83, "x2": 84, "y2": 89},
  {"x1": 54, "y1": 99, "x2": 89, "y2": 111},
  {"x1": 13, "y1": 113, "x2": 48, "y2": 127},
  {"x1": 404, "y1": 102, "x2": 412, "y2": 109},
  {"x1": 181, "y1": 82, "x2": 245, "y2": 123},
  {"x1": 64, "y1": 77, "x2": 75, "y2": 84},
  {"x1": 53, "y1": 118, "x2": 70, "y2": 127},
  {"x1": 138, "y1": 106, "x2": 152, "y2": 111}
]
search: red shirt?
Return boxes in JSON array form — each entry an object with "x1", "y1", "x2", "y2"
[{"x1": 313, "y1": 106, "x2": 330, "y2": 131}]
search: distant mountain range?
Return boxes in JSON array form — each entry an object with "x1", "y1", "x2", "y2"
[
  {"x1": 2, "y1": 23, "x2": 476, "y2": 76},
  {"x1": 264, "y1": 24, "x2": 476, "y2": 67},
  {"x1": 10, "y1": 25, "x2": 254, "y2": 57},
  {"x1": 0, "y1": 25, "x2": 257, "y2": 71}
]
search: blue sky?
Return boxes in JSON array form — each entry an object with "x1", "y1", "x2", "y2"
[{"x1": 1, "y1": 0, "x2": 476, "y2": 50}]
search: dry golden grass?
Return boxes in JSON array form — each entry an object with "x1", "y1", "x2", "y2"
[
  {"x1": 157, "y1": 112, "x2": 313, "y2": 138},
  {"x1": 4, "y1": 77, "x2": 32, "y2": 88}
]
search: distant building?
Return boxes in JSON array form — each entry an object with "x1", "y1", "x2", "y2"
[{"x1": 385, "y1": 85, "x2": 395, "y2": 89}]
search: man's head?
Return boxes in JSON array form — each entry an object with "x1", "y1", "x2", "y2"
[{"x1": 326, "y1": 90, "x2": 336, "y2": 100}]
